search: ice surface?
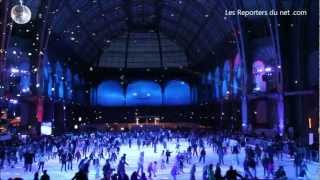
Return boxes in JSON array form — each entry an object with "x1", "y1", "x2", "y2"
[{"x1": 1, "y1": 139, "x2": 319, "y2": 180}]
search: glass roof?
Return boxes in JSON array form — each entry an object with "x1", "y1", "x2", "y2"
[{"x1": 99, "y1": 32, "x2": 187, "y2": 68}]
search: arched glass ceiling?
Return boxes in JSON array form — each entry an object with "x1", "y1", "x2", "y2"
[
  {"x1": 99, "y1": 32, "x2": 187, "y2": 68},
  {"x1": 47, "y1": 0, "x2": 235, "y2": 64}
]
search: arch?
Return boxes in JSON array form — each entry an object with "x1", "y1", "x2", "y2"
[
  {"x1": 164, "y1": 80, "x2": 191, "y2": 105},
  {"x1": 96, "y1": 80, "x2": 125, "y2": 106},
  {"x1": 126, "y1": 80, "x2": 162, "y2": 106}
]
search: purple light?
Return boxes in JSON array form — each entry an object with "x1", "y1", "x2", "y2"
[
  {"x1": 277, "y1": 95, "x2": 285, "y2": 136},
  {"x1": 257, "y1": 68, "x2": 263, "y2": 73},
  {"x1": 253, "y1": 87, "x2": 261, "y2": 91},
  {"x1": 11, "y1": 68, "x2": 19, "y2": 73},
  {"x1": 22, "y1": 88, "x2": 30, "y2": 93},
  {"x1": 265, "y1": 67, "x2": 272, "y2": 72},
  {"x1": 9, "y1": 99, "x2": 18, "y2": 104}
]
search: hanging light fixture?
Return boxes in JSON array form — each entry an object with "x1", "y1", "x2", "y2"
[{"x1": 11, "y1": 0, "x2": 32, "y2": 24}]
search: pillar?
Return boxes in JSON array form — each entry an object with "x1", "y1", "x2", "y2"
[
  {"x1": 233, "y1": 0, "x2": 249, "y2": 132},
  {"x1": 241, "y1": 95, "x2": 248, "y2": 131},
  {"x1": 0, "y1": 0, "x2": 12, "y2": 95},
  {"x1": 269, "y1": 0, "x2": 286, "y2": 136},
  {"x1": 276, "y1": 94, "x2": 285, "y2": 135}
]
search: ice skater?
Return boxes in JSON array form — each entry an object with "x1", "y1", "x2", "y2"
[
  {"x1": 190, "y1": 164, "x2": 196, "y2": 180},
  {"x1": 199, "y1": 148, "x2": 206, "y2": 163},
  {"x1": 137, "y1": 152, "x2": 144, "y2": 175}
]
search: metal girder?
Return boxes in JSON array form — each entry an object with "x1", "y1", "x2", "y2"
[
  {"x1": 154, "y1": 0, "x2": 163, "y2": 28},
  {"x1": 156, "y1": 31, "x2": 163, "y2": 67},
  {"x1": 122, "y1": 0, "x2": 133, "y2": 30},
  {"x1": 124, "y1": 32, "x2": 130, "y2": 68},
  {"x1": 185, "y1": 11, "x2": 213, "y2": 54}
]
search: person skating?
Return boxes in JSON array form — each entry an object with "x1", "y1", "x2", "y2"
[
  {"x1": 190, "y1": 164, "x2": 196, "y2": 180},
  {"x1": 199, "y1": 148, "x2": 206, "y2": 163},
  {"x1": 165, "y1": 150, "x2": 171, "y2": 164},
  {"x1": 137, "y1": 152, "x2": 144, "y2": 175},
  {"x1": 38, "y1": 153, "x2": 45, "y2": 172}
]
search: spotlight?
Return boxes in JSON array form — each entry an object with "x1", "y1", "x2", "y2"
[
  {"x1": 265, "y1": 67, "x2": 272, "y2": 72},
  {"x1": 9, "y1": 99, "x2": 18, "y2": 104},
  {"x1": 11, "y1": 67, "x2": 19, "y2": 73}
]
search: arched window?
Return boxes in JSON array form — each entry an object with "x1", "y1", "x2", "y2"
[
  {"x1": 164, "y1": 80, "x2": 191, "y2": 105},
  {"x1": 96, "y1": 80, "x2": 125, "y2": 106},
  {"x1": 126, "y1": 80, "x2": 162, "y2": 106}
]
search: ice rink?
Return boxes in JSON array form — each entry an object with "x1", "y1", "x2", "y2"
[{"x1": 1, "y1": 139, "x2": 319, "y2": 180}]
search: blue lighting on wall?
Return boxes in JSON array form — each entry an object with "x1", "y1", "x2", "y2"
[
  {"x1": 126, "y1": 80, "x2": 162, "y2": 106},
  {"x1": 93, "y1": 80, "x2": 195, "y2": 107},
  {"x1": 47, "y1": 77, "x2": 53, "y2": 97},
  {"x1": 65, "y1": 68, "x2": 72, "y2": 100},
  {"x1": 41, "y1": 55, "x2": 50, "y2": 96},
  {"x1": 233, "y1": 55, "x2": 241, "y2": 96},
  {"x1": 164, "y1": 80, "x2": 191, "y2": 105},
  {"x1": 214, "y1": 68, "x2": 220, "y2": 98},
  {"x1": 96, "y1": 80, "x2": 125, "y2": 106},
  {"x1": 55, "y1": 62, "x2": 64, "y2": 98},
  {"x1": 19, "y1": 62, "x2": 30, "y2": 93},
  {"x1": 222, "y1": 61, "x2": 231, "y2": 97}
]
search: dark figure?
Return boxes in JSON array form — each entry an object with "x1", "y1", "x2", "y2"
[
  {"x1": 67, "y1": 152, "x2": 73, "y2": 170},
  {"x1": 165, "y1": 150, "x2": 171, "y2": 164},
  {"x1": 130, "y1": 171, "x2": 138, "y2": 180},
  {"x1": 60, "y1": 153, "x2": 67, "y2": 171},
  {"x1": 274, "y1": 166, "x2": 287, "y2": 180},
  {"x1": 40, "y1": 170, "x2": 50, "y2": 180},
  {"x1": 190, "y1": 164, "x2": 196, "y2": 180},
  {"x1": 24, "y1": 152, "x2": 34, "y2": 172},
  {"x1": 75, "y1": 150, "x2": 81, "y2": 162},
  {"x1": 34, "y1": 171, "x2": 39, "y2": 180},
  {"x1": 225, "y1": 166, "x2": 242, "y2": 180},
  {"x1": 103, "y1": 159, "x2": 115, "y2": 179},
  {"x1": 72, "y1": 170, "x2": 88, "y2": 180},
  {"x1": 140, "y1": 172, "x2": 148, "y2": 180},
  {"x1": 38, "y1": 154, "x2": 45, "y2": 172},
  {"x1": 214, "y1": 164, "x2": 223, "y2": 179},
  {"x1": 199, "y1": 148, "x2": 206, "y2": 163}
]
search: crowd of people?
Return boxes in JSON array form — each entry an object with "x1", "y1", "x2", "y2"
[{"x1": 0, "y1": 127, "x2": 315, "y2": 180}]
